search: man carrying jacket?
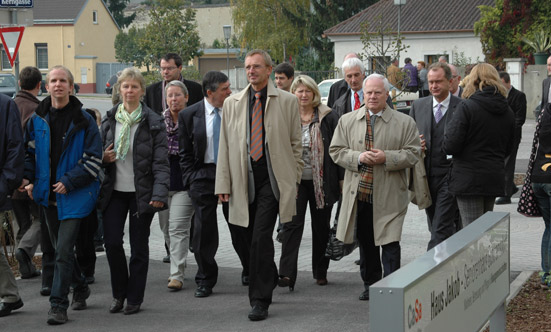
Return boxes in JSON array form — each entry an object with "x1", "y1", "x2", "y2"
[{"x1": 20, "y1": 65, "x2": 103, "y2": 325}]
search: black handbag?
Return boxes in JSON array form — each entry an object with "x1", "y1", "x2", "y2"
[{"x1": 325, "y1": 217, "x2": 358, "y2": 261}]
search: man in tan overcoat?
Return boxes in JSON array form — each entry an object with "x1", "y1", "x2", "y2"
[
  {"x1": 215, "y1": 49, "x2": 303, "y2": 321},
  {"x1": 330, "y1": 73, "x2": 426, "y2": 301}
]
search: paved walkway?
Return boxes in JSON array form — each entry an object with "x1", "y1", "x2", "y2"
[{"x1": 3, "y1": 121, "x2": 542, "y2": 331}]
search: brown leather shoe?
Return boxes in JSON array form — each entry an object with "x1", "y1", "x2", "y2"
[
  {"x1": 168, "y1": 279, "x2": 183, "y2": 290},
  {"x1": 316, "y1": 278, "x2": 328, "y2": 286}
]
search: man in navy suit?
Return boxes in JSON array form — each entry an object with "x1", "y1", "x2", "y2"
[
  {"x1": 409, "y1": 62, "x2": 461, "y2": 250},
  {"x1": 179, "y1": 71, "x2": 251, "y2": 298}
]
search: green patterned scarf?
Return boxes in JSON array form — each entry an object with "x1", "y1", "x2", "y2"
[{"x1": 115, "y1": 103, "x2": 142, "y2": 161}]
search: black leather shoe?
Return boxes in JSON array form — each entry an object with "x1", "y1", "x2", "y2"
[
  {"x1": 359, "y1": 289, "x2": 370, "y2": 301},
  {"x1": 123, "y1": 303, "x2": 140, "y2": 315},
  {"x1": 241, "y1": 275, "x2": 249, "y2": 286},
  {"x1": 495, "y1": 197, "x2": 511, "y2": 205},
  {"x1": 162, "y1": 255, "x2": 170, "y2": 263},
  {"x1": 277, "y1": 276, "x2": 295, "y2": 291},
  {"x1": 248, "y1": 305, "x2": 268, "y2": 321},
  {"x1": 109, "y1": 298, "x2": 125, "y2": 313},
  {"x1": 194, "y1": 286, "x2": 212, "y2": 298},
  {"x1": 40, "y1": 286, "x2": 51, "y2": 296},
  {"x1": 0, "y1": 299, "x2": 23, "y2": 317},
  {"x1": 85, "y1": 276, "x2": 95, "y2": 284},
  {"x1": 354, "y1": 259, "x2": 360, "y2": 265},
  {"x1": 512, "y1": 186, "x2": 519, "y2": 195}
]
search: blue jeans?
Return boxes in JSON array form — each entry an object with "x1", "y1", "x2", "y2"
[
  {"x1": 532, "y1": 183, "x2": 551, "y2": 276},
  {"x1": 42, "y1": 206, "x2": 87, "y2": 310}
]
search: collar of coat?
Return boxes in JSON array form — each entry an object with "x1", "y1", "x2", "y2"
[
  {"x1": 355, "y1": 104, "x2": 395, "y2": 122},
  {"x1": 105, "y1": 102, "x2": 162, "y2": 132}
]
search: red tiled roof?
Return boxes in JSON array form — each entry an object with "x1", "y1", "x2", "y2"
[{"x1": 324, "y1": 0, "x2": 496, "y2": 36}]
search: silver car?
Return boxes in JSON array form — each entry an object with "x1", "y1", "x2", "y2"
[{"x1": 0, "y1": 74, "x2": 16, "y2": 98}]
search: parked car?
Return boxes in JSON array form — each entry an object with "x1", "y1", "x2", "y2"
[
  {"x1": 40, "y1": 72, "x2": 79, "y2": 95},
  {"x1": 0, "y1": 73, "x2": 16, "y2": 98},
  {"x1": 318, "y1": 78, "x2": 341, "y2": 105},
  {"x1": 105, "y1": 74, "x2": 118, "y2": 95},
  {"x1": 389, "y1": 83, "x2": 418, "y2": 115}
]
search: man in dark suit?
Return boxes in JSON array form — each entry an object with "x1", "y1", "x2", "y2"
[
  {"x1": 495, "y1": 72, "x2": 527, "y2": 205},
  {"x1": 449, "y1": 64, "x2": 463, "y2": 98},
  {"x1": 145, "y1": 53, "x2": 203, "y2": 263},
  {"x1": 145, "y1": 53, "x2": 203, "y2": 114},
  {"x1": 179, "y1": 71, "x2": 251, "y2": 298},
  {"x1": 541, "y1": 55, "x2": 551, "y2": 107},
  {"x1": 409, "y1": 62, "x2": 461, "y2": 250},
  {"x1": 327, "y1": 52, "x2": 359, "y2": 108},
  {"x1": 332, "y1": 57, "x2": 366, "y2": 117}
]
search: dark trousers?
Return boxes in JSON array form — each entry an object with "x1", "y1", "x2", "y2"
[
  {"x1": 503, "y1": 134, "x2": 521, "y2": 197},
  {"x1": 103, "y1": 191, "x2": 154, "y2": 305},
  {"x1": 76, "y1": 209, "x2": 98, "y2": 278},
  {"x1": 222, "y1": 202, "x2": 251, "y2": 277},
  {"x1": 356, "y1": 201, "x2": 400, "y2": 288},
  {"x1": 248, "y1": 159, "x2": 279, "y2": 308},
  {"x1": 279, "y1": 180, "x2": 331, "y2": 281},
  {"x1": 189, "y1": 179, "x2": 220, "y2": 288},
  {"x1": 42, "y1": 206, "x2": 87, "y2": 309},
  {"x1": 425, "y1": 175, "x2": 459, "y2": 250},
  {"x1": 41, "y1": 207, "x2": 55, "y2": 290}
]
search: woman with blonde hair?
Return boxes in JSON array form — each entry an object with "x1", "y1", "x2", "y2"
[
  {"x1": 277, "y1": 75, "x2": 342, "y2": 290},
  {"x1": 443, "y1": 63, "x2": 514, "y2": 226},
  {"x1": 99, "y1": 67, "x2": 169, "y2": 315}
]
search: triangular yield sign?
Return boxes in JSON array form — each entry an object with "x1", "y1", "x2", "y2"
[{"x1": 0, "y1": 27, "x2": 25, "y2": 67}]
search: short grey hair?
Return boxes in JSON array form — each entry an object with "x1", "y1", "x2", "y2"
[
  {"x1": 164, "y1": 80, "x2": 188, "y2": 96},
  {"x1": 363, "y1": 73, "x2": 390, "y2": 92},
  {"x1": 341, "y1": 57, "x2": 365, "y2": 76}
]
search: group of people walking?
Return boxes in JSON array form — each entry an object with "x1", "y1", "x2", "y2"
[{"x1": 0, "y1": 48, "x2": 549, "y2": 326}]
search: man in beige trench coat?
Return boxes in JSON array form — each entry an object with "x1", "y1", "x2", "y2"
[
  {"x1": 330, "y1": 73, "x2": 428, "y2": 301},
  {"x1": 215, "y1": 49, "x2": 303, "y2": 321}
]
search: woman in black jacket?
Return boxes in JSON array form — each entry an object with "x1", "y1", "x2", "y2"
[
  {"x1": 278, "y1": 75, "x2": 343, "y2": 290},
  {"x1": 99, "y1": 67, "x2": 169, "y2": 315},
  {"x1": 443, "y1": 63, "x2": 514, "y2": 227}
]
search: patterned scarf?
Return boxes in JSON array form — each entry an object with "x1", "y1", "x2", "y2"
[
  {"x1": 310, "y1": 110, "x2": 325, "y2": 209},
  {"x1": 163, "y1": 109, "x2": 179, "y2": 155},
  {"x1": 357, "y1": 111, "x2": 374, "y2": 203},
  {"x1": 115, "y1": 103, "x2": 142, "y2": 161}
]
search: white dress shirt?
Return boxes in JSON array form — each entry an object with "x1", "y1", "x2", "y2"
[
  {"x1": 432, "y1": 93, "x2": 451, "y2": 119},
  {"x1": 204, "y1": 98, "x2": 219, "y2": 164}
]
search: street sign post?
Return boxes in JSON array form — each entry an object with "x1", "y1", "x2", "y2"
[{"x1": 0, "y1": 26, "x2": 24, "y2": 67}]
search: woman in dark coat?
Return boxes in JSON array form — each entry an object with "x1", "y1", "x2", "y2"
[
  {"x1": 443, "y1": 63, "x2": 515, "y2": 227},
  {"x1": 99, "y1": 67, "x2": 169, "y2": 315},
  {"x1": 278, "y1": 75, "x2": 343, "y2": 290}
]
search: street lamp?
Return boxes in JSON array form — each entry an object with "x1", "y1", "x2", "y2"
[
  {"x1": 394, "y1": 0, "x2": 406, "y2": 60},
  {"x1": 223, "y1": 25, "x2": 231, "y2": 77}
]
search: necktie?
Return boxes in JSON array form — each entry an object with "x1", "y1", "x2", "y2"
[
  {"x1": 435, "y1": 103, "x2": 443, "y2": 123},
  {"x1": 250, "y1": 92, "x2": 263, "y2": 161},
  {"x1": 354, "y1": 91, "x2": 361, "y2": 110},
  {"x1": 371, "y1": 114, "x2": 377, "y2": 131},
  {"x1": 213, "y1": 107, "x2": 221, "y2": 163}
]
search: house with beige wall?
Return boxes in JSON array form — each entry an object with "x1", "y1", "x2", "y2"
[{"x1": 0, "y1": 0, "x2": 119, "y2": 93}]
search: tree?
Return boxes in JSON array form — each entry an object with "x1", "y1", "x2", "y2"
[
  {"x1": 359, "y1": 15, "x2": 409, "y2": 75},
  {"x1": 114, "y1": 27, "x2": 148, "y2": 69},
  {"x1": 139, "y1": 0, "x2": 202, "y2": 70},
  {"x1": 106, "y1": 0, "x2": 136, "y2": 28},
  {"x1": 231, "y1": 0, "x2": 309, "y2": 64},
  {"x1": 474, "y1": 0, "x2": 551, "y2": 65}
]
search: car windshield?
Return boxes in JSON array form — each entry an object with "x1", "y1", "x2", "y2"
[
  {"x1": 318, "y1": 82, "x2": 333, "y2": 97},
  {"x1": 0, "y1": 75, "x2": 15, "y2": 87}
]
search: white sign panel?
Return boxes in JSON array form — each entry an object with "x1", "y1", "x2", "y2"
[{"x1": 403, "y1": 220, "x2": 509, "y2": 332}]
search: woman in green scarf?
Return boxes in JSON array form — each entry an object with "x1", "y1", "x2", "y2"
[{"x1": 99, "y1": 67, "x2": 170, "y2": 315}]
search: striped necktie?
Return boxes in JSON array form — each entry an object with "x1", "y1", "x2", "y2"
[{"x1": 250, "y1": 92, "x2": 263, "y2": 161}]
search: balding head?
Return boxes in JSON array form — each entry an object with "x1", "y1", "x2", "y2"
[{"x1": 448, "y1": 64, "x2": 461, "y2": 94}]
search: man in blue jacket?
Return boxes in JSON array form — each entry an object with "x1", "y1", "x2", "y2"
[
  {"x1": 20, "y1": 65, "x2": 103, "y2": 325},
  {"x1": 0, "y1": 93, "x2": 25, "y2": 317}
]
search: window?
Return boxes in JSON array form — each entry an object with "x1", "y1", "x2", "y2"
[
  {"x1": 36, "y1": 43, "x2": 48, "y2": 70},
  {"x1": 426, "y1": 54, "x2": 448, "y2": 66},
  {"x1": 93, "y1": 11, "x2": 98, "y2": 24},
  {"x1": 1, "y1": 46, "x2": 11, "y2": 70}
]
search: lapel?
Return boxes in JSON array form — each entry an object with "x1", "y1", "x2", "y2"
[
  {"x1": 346, "y1": 89, "x2": 353, "y2": 114},
  {"x1": 193, "y1": 101, "x2": 207, "y2": 160}
]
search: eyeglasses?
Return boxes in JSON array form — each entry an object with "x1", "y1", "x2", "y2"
[{"x1": 161, "y1": 66, "x2": 178, "y2": 72}]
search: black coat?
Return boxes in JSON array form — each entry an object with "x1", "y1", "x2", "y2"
[
  {"x1": 144, "y1": 79, "x2": 203, "y2": 115},
  {"x1": 327, "y1": 79, "x2": 348, "y2": 109},
  {"x1": 98, "y1": 103, "x2": 170, "y2": 215},
  {"x1": 314, "y1": 105, "x2": 344, "y2": 207},
  {"x1": 0, "y1": 94, "x2": 24, "y2": 211},
  {"x1": 443, "y1": 87, "x2": 515, "y2": 196},
  {"x1": 507, "y1": 86, "x2": 527, "y2": 140}
]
